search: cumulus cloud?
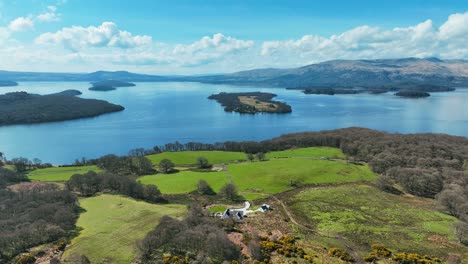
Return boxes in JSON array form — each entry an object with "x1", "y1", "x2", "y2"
[
  {"x1": 8, "y1": 17, "x2": 34, "y2": 32},
  {"x1": 171, "y1": 33, "x2": 254, "y2": 66},
  {"x1": 37, "y1": 5, "x2": 60, "y2": 22},
  {"x1": 260, "y1": 11, "x2": 468, "y2": 66},
  {"x1": 4, "y1": 11, "x2": 468, "y2": 74},
  {"x1": 35, "y1": 22, "x2": 152, "y2": 51},
  {"x1": 173, "y1": 33, "x2": 254, "y2": 55}
]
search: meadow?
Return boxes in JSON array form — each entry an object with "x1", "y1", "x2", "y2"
[
  {"x1": 61, "y1": 194, "x2": 186, "y2": 264},
  {"x1": 227, "y1": 159, "x2": 376, "y2": 199},
  {"x1": 266, "y1": 147, "x2": 345, "y2": 159},
  {"x1": 288, "y1": 185, "x2": 465, "y2": 258},
  {"x1": 27, "y1": 165, "x2": 101, "y2": 182},
  {"x1": 146, "y1": 151, "x2": 246, "y2": 165},
  {"x1": 138, "y1": 170, "x2": 230, "y2": 194}
]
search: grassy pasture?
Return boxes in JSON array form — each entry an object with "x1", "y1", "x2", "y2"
[
  {"x1": 227, "y1": 158, "x2": 376, "y2": 199},
  {"x1": 266, "y1": 147, "x2": 345, "y2": 159},
  {"x1": 138, "y1": 170, "x2": 230, "y2": 194},
  {"x1": 289, "y1": 185, "x2": 463, "y2": 258},
  {"x1": 27, "y1": 165, "x2": 101, "y2": 182},
  {"x1": 62, "y1": 194, "x2": 186, "y2": 264},
  {"x1": 147, "y1": 151, "x2": 246, "y2": 165}
]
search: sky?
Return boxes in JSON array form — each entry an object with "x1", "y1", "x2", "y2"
[{"x1": 0, "y1": 0, "x2": 467, "y2": 74}]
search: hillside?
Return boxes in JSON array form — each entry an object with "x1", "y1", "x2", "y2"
[
  {"x1": 193, "y1": 58, "x2": 468, "y2": 89},
  {"x1": 0, "y1": 90, "x2": 124, "y2": 125},
  {"x1": 0, "y1": 70, "x2": 168, "y2": 82},
  {"x1": 1, "y1": 58, "x2": 468, "y2": 89}
]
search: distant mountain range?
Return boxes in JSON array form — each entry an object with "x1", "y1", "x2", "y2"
[{"x1": 1, "y1": 58, "x2": 468, "y2": 88}]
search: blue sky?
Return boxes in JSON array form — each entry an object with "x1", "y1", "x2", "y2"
[{"x1": 0, "y1": 0, "x2": 467, "y2": 73}]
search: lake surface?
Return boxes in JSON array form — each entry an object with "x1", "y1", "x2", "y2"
[{"x1": 1, "y1": 82, "x2": 467, "y2": 164}]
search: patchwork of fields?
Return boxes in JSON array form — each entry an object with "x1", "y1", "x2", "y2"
[{"x1": 20, "y1": 147, "x2": 465, "y2": 262}]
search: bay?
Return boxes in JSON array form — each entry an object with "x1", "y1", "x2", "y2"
[{"x1": 0, "y1": 82, "x2": 467, "y2": 164}]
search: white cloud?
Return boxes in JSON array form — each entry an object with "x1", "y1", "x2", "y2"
[
  {"x1": 2, "y1": 12, "x2": 468, "y2": 74},
  {"x1": 171, "y1": 33, "x2": 254, "y2": 66},
  {"x1": 37, "y1": 6, "x2": 60, "y2": 22},
  {"x1": 439, "y1": 11, "x2": 468, "y2": 40},
  {"x1": 260, "y1": 12, "x2": 468, "y2": 67},
  {"x1": 173, "y1": 33, "x2": 254, "y2": 55},
  {"x1": 8, "y1": 17, "x2": 34, "y2": 32},
  {"x1": 35, "y1": 22, "x2": 152, "y2": 51}
]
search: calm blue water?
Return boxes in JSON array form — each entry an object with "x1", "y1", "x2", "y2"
[{"x1": 1, "y1": 82, "x2": 467, "y2": 164}]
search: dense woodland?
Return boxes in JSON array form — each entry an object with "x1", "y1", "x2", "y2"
[
  {"x1": 139, "y1": 204, "x2": 241, "y2": 263},
  {"x1": 0, "y1": 169, "x2": 79, "y2": 263},
  {"x1": 208, "y1": 92, "x2": 292, "y2": 114},
  {"x1": 66, "y1": 171, "x2": 166, "y2": 203},
  {"x1": 395, "y1": 90, "x2": 431, "y2": 97},
  {"x1": 0, "y1": 91, "x2": 124, "y2": 125}
]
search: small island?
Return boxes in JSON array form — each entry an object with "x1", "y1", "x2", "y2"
[
  {"x1": 208, "y1": 92, "x2": 292, "y2": 114},
  {"x1": 302, "y1": 88, "x2": 360, "y2": 95},
  {"x1": 290, "y1": 84, "x2": 453, "y2": 97},
  {"x1": 0, "y1": 80, "x2": 18, "y2": 87},
  {"x1": 395, "y1": 90, "x2": 430, "y2": 98},
  {"x1": 89, "y1": 80, "x2": 136, "y2": 91},
  {"x1": 89, "y1": 85, "x2": 117, "y2": 91},
  {"x1": 0, "y1": 90, "x2": 124, "y2": 125}
]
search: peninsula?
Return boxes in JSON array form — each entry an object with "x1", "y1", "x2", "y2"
[
  {"x1": 0, "y1": 90, "x2": 124, "y2": 125},
  {"x1": 0, "y1": 80, "x2": 18, "y2": 87}
]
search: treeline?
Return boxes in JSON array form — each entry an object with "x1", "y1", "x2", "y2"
[
  {"x1": 138, "y1": 204, "x2": 240, "y2": 263},
  {"x1": 94, "y1": 154, "x2": 154, "y2": 175},
  {"x1": 0, "y1": 168, "x2": 79, "y2": 263},
  {"x1": 0, "y1": 167, "x2": 27, "y2": 188},
  {"x1": 66, "y1": 171, "x2": 165, "y2": 203}
]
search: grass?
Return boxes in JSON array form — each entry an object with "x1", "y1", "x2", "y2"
[
  {"x1": 27, "y1": 165, "x2": 101, "y2": 182},
  {"x1": 288, "y1": 185, "x2": 463, "y2": 257},
  {"x1": 228, "y1": 159, "x2": 376, "y2": 199},
  {"x1": 238, "y1": 95, "x2": 279, "y2": 112},
  {"x1": 138, "y1": 170, "x2": 230, "y2": 194},
  {"x1": 146, "y1": 151, "x2": 246, "y2": 165},
  {"x1": 209, "y1": 205, "x2": 228, "y2": 213},
  {"x1": 266, "y1": 147, "x2": 345, "y2": 159},
  {"x1": 62, "y1": 194, "x2": 186, "y2": 264}
]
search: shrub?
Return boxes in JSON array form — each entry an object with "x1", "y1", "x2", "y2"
[
  {"x1": 197, "y1": 180, "x2": 216, "y2": 195},
  {"x1": 159, "y1": 159, "x2": 175, "y2": 174},
  {"x1": 13, "y1": 254, "x2": 36, "y2": 264},
  {"x1": 328, "y1": 248, "x2": 355, "y2": 262}
]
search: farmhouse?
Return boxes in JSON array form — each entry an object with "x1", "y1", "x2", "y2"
[{"x1": 215, "y1": 201, "x2": 271, "y2": 220}]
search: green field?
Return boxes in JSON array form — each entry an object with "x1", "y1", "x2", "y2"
[
  {"x1": 62, "y1": 194, "x2": 186, "y2": 264},
  {"x1": 266, "y1": 147, "x2": 345, "y2": 159},
  {"x1": 147, "y1": 151, "x2": 246, "y2": 165},
  {"x1": 27, "y1": 165, "x2": 101, "y2": 182},
  {"x1": 289, "y1": 185, "x2": 463, "y2": 257},
  {"x1": 228, "y1": 159, "x2": 376, "y2": 199},
  {"x1": 138, "y1": 170, "x2": 230, "y2": 194}
]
